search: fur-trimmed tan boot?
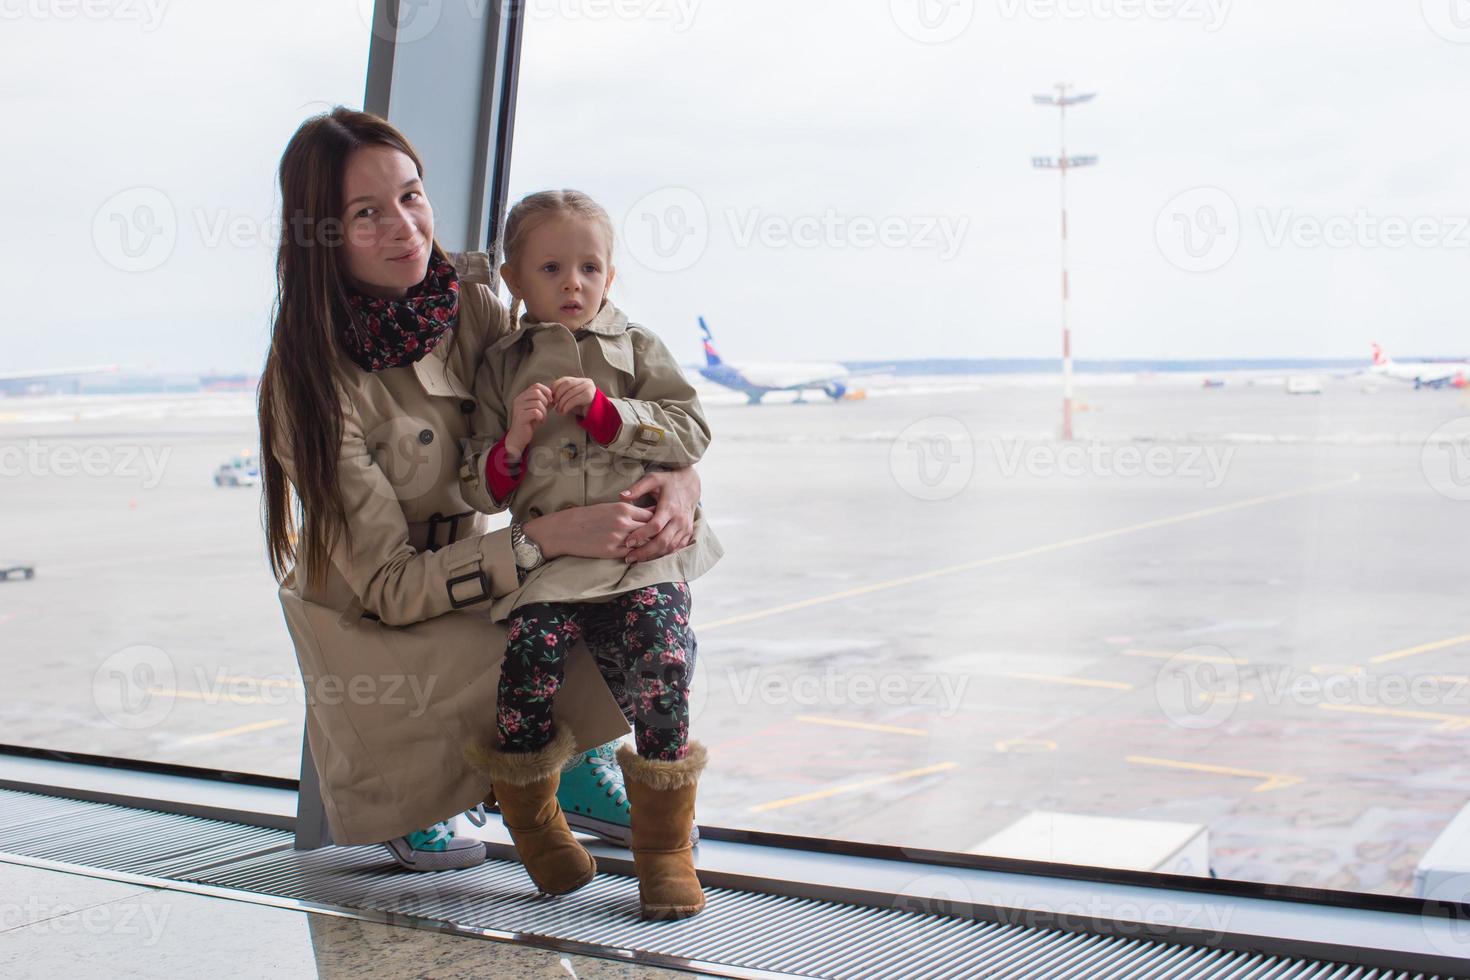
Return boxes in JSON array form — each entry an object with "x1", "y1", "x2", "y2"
[
  {"x1": 465, "y1": 726, "x2": 596, "y2": 895},
  {"x1": 617, "y1": 741, "x2": 708, "y2": 920}
]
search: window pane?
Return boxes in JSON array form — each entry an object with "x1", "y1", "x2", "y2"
[
  {"x1": 3, "y1": 4, "x2": 370, "y2": 779},
  {"x1": 507, "y1": 1, "x2": 1470, "y2": 897}
]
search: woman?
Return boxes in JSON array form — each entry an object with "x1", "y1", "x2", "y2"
[{"x1": 257, "y1": 107, "x2": 707, "y2": 871}]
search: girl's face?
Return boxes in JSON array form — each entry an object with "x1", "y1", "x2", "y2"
[
  {"x1": 500, "y1": 213, "x2": 616, "y2": 330},
  {"x1": 340, "y1": 145, "x2": 434, "y2": 300}
]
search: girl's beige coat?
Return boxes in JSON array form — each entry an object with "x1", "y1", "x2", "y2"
[{"x1": 458, "y1": 296, "x2": 723, "y2": 619}]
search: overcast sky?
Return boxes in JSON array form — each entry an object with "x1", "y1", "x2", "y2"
[{"x1": 5, "y1": 0, "x2": 1468, "y2": 372}]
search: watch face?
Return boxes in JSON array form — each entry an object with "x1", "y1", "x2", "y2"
[{"x1": 513, "y1": 538, "x2": 541, "y2": 568}]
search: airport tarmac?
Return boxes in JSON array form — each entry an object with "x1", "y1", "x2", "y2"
[{"x1": 3, "y1": 372, "x2": 1470, "y2": 898}]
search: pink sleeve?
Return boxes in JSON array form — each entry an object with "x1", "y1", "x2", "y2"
[{"x1": 485, "y1": 435, "x2": 525, "y2": 505}]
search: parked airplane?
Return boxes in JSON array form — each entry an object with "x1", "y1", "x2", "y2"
[
  {"x1": 696, "y1": 317, "x2": 875, "y2": 404},
  {"x1": 0, "y1": 364, "x2": 120, "y2": 396},
  {"x1": 1368, "y1": 343, "x2": 1469, "y2": 389}
]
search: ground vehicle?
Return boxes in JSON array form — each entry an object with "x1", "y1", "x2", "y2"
[
  {"x1": 214, "y1": 454, "x2": 261, "y2": 487},
  {"x1": 0, "y1": 562, "x2": 35, "y2": 581}
]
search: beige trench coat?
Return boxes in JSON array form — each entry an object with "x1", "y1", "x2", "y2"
[
  {"x1": 458, "y1": 299, "x2": 723, "y2": 620},
  {"x1": 272, "y1": 250, "x2": 630, "y2": 846}
]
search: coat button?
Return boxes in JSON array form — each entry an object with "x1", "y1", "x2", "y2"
[
  {"x1": 528, "y1": 506, "x2": 543, "y2": 518},
  {"x1": 418, "y1": 429, "x2": 434, "y2": 445},
  {"x1": 459, "y1": 399, "x2": 475, "y2": 414},
  {"x1": 562, "y1": 442, "x2": 578, "y2": 460}
]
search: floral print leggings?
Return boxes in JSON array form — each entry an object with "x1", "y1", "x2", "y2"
[{"x1": 496, "y1": 582, "x2": 694, "y2": 761}]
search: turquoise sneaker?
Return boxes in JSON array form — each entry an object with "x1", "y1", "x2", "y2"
[
  {"x1": 557, "y1": 740, "x2": 632, "y2": 846},
  {"x1": 383, "y1": 819, "x2": 486, "y2": 871},
  {"x1": 556, "y1": 740, "x2": 700, "y2": 847}
]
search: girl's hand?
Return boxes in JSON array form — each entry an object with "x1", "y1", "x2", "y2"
[
  {"x1": 523, "y1": 502, "x2": 655, "y2": 560},
  {"x1": 618, "y1": 466, "x2": 701, "y2": 563},
  {"x1": 505, "y1": 383, "x2": 551, "y2": 457},
  {"x1": 550, "y1": 376, "x2": 597, "y2": 417}
]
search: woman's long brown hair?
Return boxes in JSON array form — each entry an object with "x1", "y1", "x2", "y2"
[{"x1": 257, "y1": 106, "x2": 442, "y2": 590}]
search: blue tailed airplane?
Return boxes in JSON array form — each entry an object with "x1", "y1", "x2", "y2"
[{"x1": 696, "y1": 317, "x2": 865, "y2": 404}]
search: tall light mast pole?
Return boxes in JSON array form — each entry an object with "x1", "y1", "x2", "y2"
[{"x1": 1032, "y1": 84, "x2": 1098, "y2": 442}]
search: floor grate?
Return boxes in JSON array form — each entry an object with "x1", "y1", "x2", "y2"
[{"x1": 0, "y1": 787, "x2": 1453, "y2": 980}]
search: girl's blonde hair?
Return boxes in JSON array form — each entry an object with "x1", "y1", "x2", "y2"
[{"x1": 497, "y1": 189, "x2": 616, "y2": 324}]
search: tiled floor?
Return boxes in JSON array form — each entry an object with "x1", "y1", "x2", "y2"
[{"x1": 0, "y1": 860, "x2": 713, "y2": 979}]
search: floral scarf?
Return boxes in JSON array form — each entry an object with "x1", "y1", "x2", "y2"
[{"x1": 340, "y1": 254, "x2": 459, "y2": 372}]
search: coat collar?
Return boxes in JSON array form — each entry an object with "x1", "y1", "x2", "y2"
[
  {"x1": 412, "y1": 326, "x2": 472, "y2": 399},
  {"x1": 489, "y1": 298, "x2": 629, "y2": 353}
]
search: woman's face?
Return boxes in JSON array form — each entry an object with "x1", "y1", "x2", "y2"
[{"x1": 340, "y1": 145, "x2": 434, "y2": 300}]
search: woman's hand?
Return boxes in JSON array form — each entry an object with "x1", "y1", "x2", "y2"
[
  {"x1": 618, "y1": 466, "x2": 701, "y2": 563},
  {"x1": 522, "y1": 502, "x2": 654, "y2": 560}
]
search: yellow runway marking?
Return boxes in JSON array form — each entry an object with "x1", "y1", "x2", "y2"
[
  {"x1": 1126, "y1": 755, "x2": 1301, "y2": 792},
  {"x1": 795, "y1": 715, "x2": 928, "y2": 736},
  {"x1": 1318, "y1": 703, "x2": 1470, "y2": 732},
  {"x1": 750, "y1": 762, "x2": 958, "y2": 813},
  {"x1": 1123, "y1": 649, "x2": 1247, "y2": 664},
  {"x1": 181, "y1": 718, "x2": 292, "y2": 743},
  {"x1": 1368, "y1": 633, "x2": 1470, "y2": 665},
  {"x1": 700, "y1": 473, "x2": 1362, "y2": 632},
  {"x1": 1005, "y1": 671, "x2": 1133, "y2": 691}
]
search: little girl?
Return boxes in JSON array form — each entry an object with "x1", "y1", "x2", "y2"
[{"x1": 459, "y1": 189, "x2": 721, "y2": 920}]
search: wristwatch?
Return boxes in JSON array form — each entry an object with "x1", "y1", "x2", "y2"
[{"x1": 509, "y1": 520, "x2": 546, "y2": 573}]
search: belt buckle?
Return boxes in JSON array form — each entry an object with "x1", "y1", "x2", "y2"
[
  {"x1": 423, "y1": 511, "x2": 467, "y2": 553},
  {"x1": 447, "y1": 569, "x2": 490, "y2": 608}
]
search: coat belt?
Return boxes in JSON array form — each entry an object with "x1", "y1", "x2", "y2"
[{"x1": 407, "y1": 509, "x2": 481, "y2": 553}]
